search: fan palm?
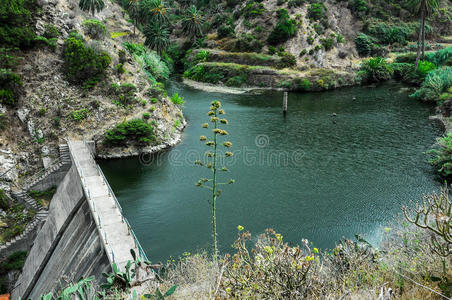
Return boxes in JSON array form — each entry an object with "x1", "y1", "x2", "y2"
[
  {"x1": 144, "y1": 23, "x2": 170, "y2": 54},
  {"x1": 79, "y1": 0, "x2": 105, "y2": 16},
  {"x1": 408, "y1": 0, "x2": 440, "y2": 68},
  {"x1": 181, "y1": 5, "x2": 204, "y2": 39}
]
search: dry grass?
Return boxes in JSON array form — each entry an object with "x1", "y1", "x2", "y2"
[{"x1": 152, "y1": 220, "x2": 451, "y2": 299}]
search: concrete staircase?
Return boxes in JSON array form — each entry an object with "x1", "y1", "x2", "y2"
[
  {"x1": 1, "y1": 144, "x2": 72, "y2": 253},
  {"x1": 0, "y1": 218, "x2": 42, "y2": 251}
]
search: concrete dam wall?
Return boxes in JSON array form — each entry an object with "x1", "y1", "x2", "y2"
[
  {"x1": 12, "y1": 165, "x2": 111, "y2": 299},
  {"x1": 12, "y1": 141, "x2": 145, "y2": 299}
]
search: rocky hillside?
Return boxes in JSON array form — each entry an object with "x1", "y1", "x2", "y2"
[
  {"x1": 176, "y1": 0, "x2": 451, "y2": 91},
  {"x1": 0, "y1": 0, "x2": 185, "y2": 186}
]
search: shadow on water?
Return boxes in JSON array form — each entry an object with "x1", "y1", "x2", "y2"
[{"x1": 99, "y1": 81, "x2": 442, "y2": 263}]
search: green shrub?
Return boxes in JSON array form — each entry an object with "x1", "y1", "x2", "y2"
[
  {"x1": 70, "y1": 108, "x2": 89, "y2": 121},
  {"x1": 243, "y1": 1, "x2": 266, "y2": 18},
  {"x1": 82, "y1": 19, "x2": 107, "y2": 40},
  {"x1": 307, "y1": 3, "x2": 327, "y2": 21},
  {"x1": 268, "y1": 46, "x2": 276, "y2": 55},
  {"x1": 142, "y1": 112, "x2": 151, "y2": 120},
  {"x1": 104, "y1": 118, "x2": 155, "y2": 146},
  {"x1": 63, "y1": 36, "x2": 111, "y2": 87},
  {"x1": 366, "y1": 22, "x2": 413, "y2": 45},
  {"x1": 336, "y1": 34, "x2": 344, "y2": 43},
  {"x1": 217, "y1": 25, "x2": 235, "y2": 39},
  {"x1": 226, "y1": 75, "x2": 247, "y2": 87},
  {"x1": 313, "y1": 23, "x2": 325, "y2": 35},
  {"x1": 278, "y1": 52, "x2": 297, "y2": 68},
  {"x1": 416, "y1": 61, "x2": 436, "y2": 79},
  {"x1": 359, "y1": 57, "x2": 393, "y2": 83},
  {"x1": 299, "y1": 49, "x2": 307, "y2": 56},
  {"x1": 235, "y1": 34, "x2": 262, "y2": 52},
  {"x1": 292, "y1": 78, "x2": 312, "y2": 91},
  {"x1": 348, "y1": 0, "x2": 368, "y2": 16},
  {"x1": 0, "y1": 69, "x2": 22, "y2": 106},
  {"x1": 320, "y1": 38, "x2": 334, "y2": 51},
  {"x1": 0, "y1": 0, "x2": 36, "y2": 49},
  {"x1": 267, "y1": 10, "x2": 297, "y2": 46},
  {"x1": 411, "y1": 67, "x2": 452, "y2": 102},
  {"x1": 43, "y1": 24, "x2": 59, "y2": 39},
  {"x1": 170, "y1": 93, "x2": 185, "y2": 105},
  {"x1": 354, "y1": 33, "x2": 383, "y2": 57},
  {"x1": 428, "y1": 133, "x2": 452, "y2": 181},
  {"x1": 288, "y1": 0, "x2": 305, "y2": 8},
  {"x1": 0, "y1": 189, "x2": 8, "y2": 210},
  {"x1": 109, "y1": 83, "x2": 137, "y2": 106},
  {"x1": 1, "y1": 251, "x2": 27, "y2": 272},
  {"x1": 34, "y1": 35, "x2": 57, "y2": 49},
  {"x1": 425, "y1": 46, "x2": 452, "y2": 67},
  {"x1": 307, "y1": 36, "x2": 314, "y2": 45},
  {"x1": 150, "y1": 97, "x2": 158, "y2": 104},
  {"x1": 118, "y1": 49, "x2": 127, "y2": 64},
  {"x1": 123, "y1": 42, "x2": 170, "y2": 82},
  {"x1": 395, "y1": 52, "x2": 417, "y2": 63},
  {"x1": 115, "y1": 63, "x2": 125, "y2": 75}
]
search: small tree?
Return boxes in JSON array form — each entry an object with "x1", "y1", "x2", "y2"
[
  {"x1": 195, "y1": 101, "x2": 234, "y2": 260},
  {"x1": 79, "y1": 0, "x2": 105, "y2": 16},
  {"x1": 403, "y1": 186, "x2": 452, "y2": 274}
]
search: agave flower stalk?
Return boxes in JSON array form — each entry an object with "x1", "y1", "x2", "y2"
[{"x1": 195, "y1": 101, "x2": 234, "y2": 261}]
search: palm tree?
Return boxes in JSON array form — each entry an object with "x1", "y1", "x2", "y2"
[
  {"x1": 145, "y1": 0, "x2": 169, "y2": 25},
  {"x1": 79, "y1": 0, "x2": 105, "y2": 16},
  {"x1": 408, "y1": 0, "x2": 440, "y2": 68},
  {"x1": 181, "y1": 5, "x2": 204, "y2": 39},
  {"x1": 144, "y1": 23, "x2": 170, "y2": 54},
  {"x1": 128, "y1": 0, "x2": 139, "y2": 36}
]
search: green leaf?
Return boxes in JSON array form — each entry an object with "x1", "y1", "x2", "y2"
[
  {"x1": 156, "y1": 288, "x2": 163, "y2": 298},
  {"x1": 164, "y1": 285, "x2": 177, "y2": 296}
]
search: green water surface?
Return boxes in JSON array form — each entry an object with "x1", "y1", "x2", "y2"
[{"x1": 99, "y1": 82, "x2": 442, "y2": 262}]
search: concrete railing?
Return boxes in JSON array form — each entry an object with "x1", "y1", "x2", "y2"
[{"x1": 96, "y1": 165, "x2": 149, "y2": 261}]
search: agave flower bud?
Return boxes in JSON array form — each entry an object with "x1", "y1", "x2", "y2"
[
  {"x1": 225, "y1": 151, "x2": 233, "y2": 157},
  {"x1": 208, "y1": 111, "x2": 215, "y2": 116},
  {"x1": 206, "y1": 141, "x2": 214, "y2": 146},
  {"x1": 220, "y1": 119, "x2": 228, "y2": 124},
  {"x1": 211, "y1": 101, "x2": 221, "y2": 108},
  {"x1": 202, "y1": 123, "x2": 209, "y2": 128},
  {"x1": 228, "y1": 179, "x2": 235, "y2": 184},
  {"x1": 207, "y1": 163, "x2": 212, "y2": 169},
  {"x1": 223, "y1": 141, "x2": 232, "y2": 148},
  {"x1": 221, "y1": 167, "x2": 228, "y2": 171},
  {"x1": 210, "y1": 106, "x2": 216, "y2": 111},
  {"x1": 211, "y1": 117, "x2": 219, "y2": 122},
  {"x1": 218, "y1": 109, "x2": 225, "y2": 115},
  {"x1": 220, "y1": 130, "x2": 229, "y2": 135},
  {"x1": 213, "y1": 128, "x2": 221, "y2": 134},
  {"x1": 200, "y1": 135, "x2": 207, "y2": 141},
  {"x1": 205, "y1": 151, "x2": 213, "y2": 157},
  {"x1": 194, "y1": 160, "x2": 204, "y2": 166}
]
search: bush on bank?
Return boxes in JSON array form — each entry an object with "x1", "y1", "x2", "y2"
[
  {"x1": 63, "y1": 34, "x2": 111, "y2": 87},
  {"x1": 104, "y1": 118, "x2": 155, "y2": 146}
]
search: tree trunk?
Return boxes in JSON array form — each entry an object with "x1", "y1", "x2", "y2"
[
  {"x1": 415, "y1": 7, "x2": 425, "y2": 68},
  {"x1": 421, "y1": 14, "x2": 426, "y2": 61}
]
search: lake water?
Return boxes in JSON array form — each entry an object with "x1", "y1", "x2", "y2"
[{"x1": 99, "y1": 81, "x2": 442, "y2": 263}]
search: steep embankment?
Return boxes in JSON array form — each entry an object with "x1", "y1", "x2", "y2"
[{"x1": 0, "y1": 0, "x2": 185, "y2": 183}]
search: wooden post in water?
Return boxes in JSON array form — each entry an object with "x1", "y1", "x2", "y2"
[{"x1": 283, "y1": 92, "x2": 288, "y2": 116}]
